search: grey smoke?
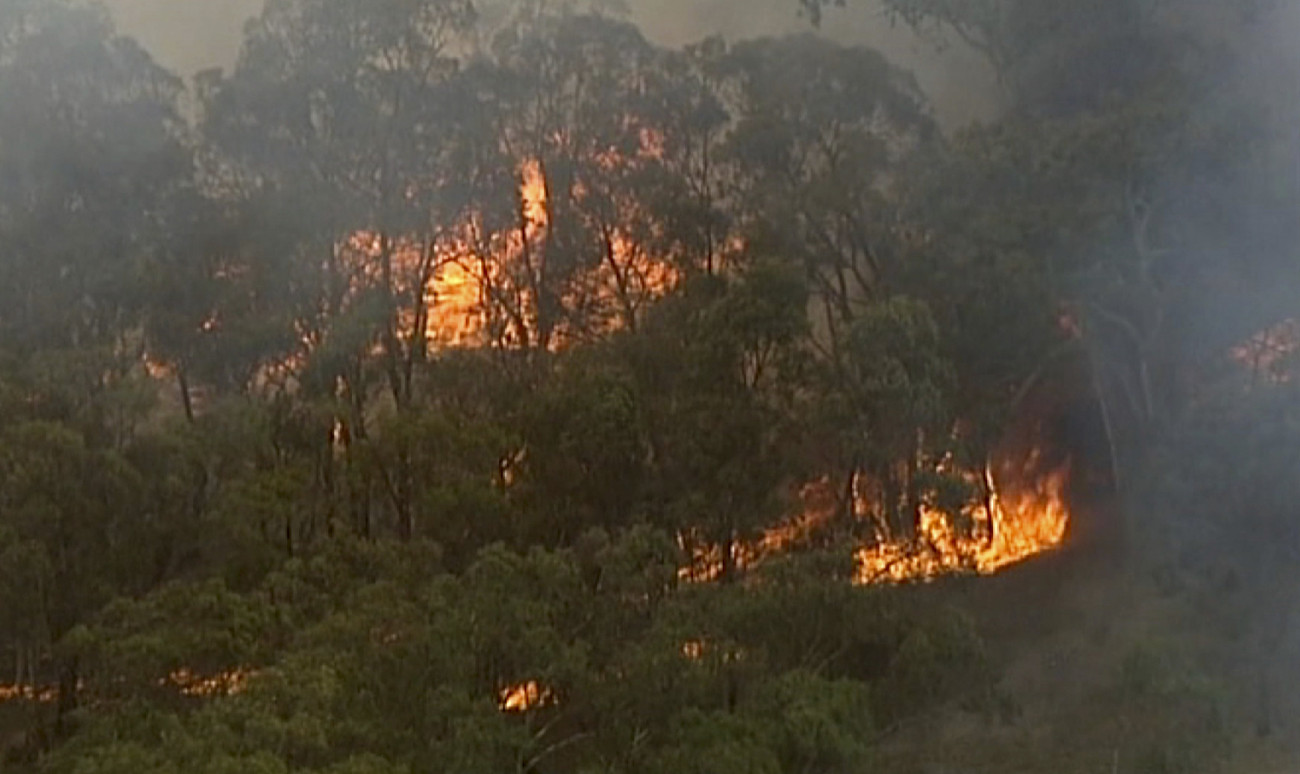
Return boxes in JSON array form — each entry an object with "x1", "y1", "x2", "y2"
[
  {"x1": 101, "y1": 0, "x2": 999, "y2": 128},
  {"x1": 100, "y1": 0, "x2": 263, "y2": 75}
]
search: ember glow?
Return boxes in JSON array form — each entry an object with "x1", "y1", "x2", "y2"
[
  {"x1": 166, "y1": 668, "x2": 252, "y2": 698},
  {"x1": 1231, "y1": 318, "x2": 1298, "y2": 383},
  {"x1": 0, "y1": 684, "x2": 55, "y2": 702}
]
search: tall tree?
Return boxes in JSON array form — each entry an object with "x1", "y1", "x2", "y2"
[
  {"x1": 200, "y1": 0, "x2": 478, "y2": 540},
  {"x1": 0, "y1": 0, "x2": 190, "y2": 441}
]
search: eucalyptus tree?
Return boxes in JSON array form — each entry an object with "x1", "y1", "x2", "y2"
[
  {"x1": 707, "y1": 35, "x2": 967, "y2": 539},
  {"x1": 200, "y1": 0, "x2": 479, "y2": 540},
  {"x1": 0, "y1": 0, "x2": 190, "y2": 442},
  {"x1": 870, "y1": 0, "x2": 1300, "y2": 560},
  {"x1": 800, "y1": 0, "x2": 1231, "y2": 113},
  {"x1": 202, "y1": 0, "x2": 479, "y2": 404},
  {"x1": 47, "y1": 528, "x2": 987, "y2": 774},
  {"x1": 458, "y1": 12, "x2": 702, "y2": 352},
  {"x1": 624, "y1": 264, "x2": 811, "y2": 580},
  {"x1": 0, "y1": 0, "x2": 200, "y2": 730},
  {"x1": 717, "y1": 35, "x2": 934, "y2": 344}
]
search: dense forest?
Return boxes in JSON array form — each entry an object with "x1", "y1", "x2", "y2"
[{"x1": 1, "y1": 0, "x2": 1300, "y2": 771}]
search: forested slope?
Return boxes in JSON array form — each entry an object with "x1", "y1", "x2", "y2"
[{"x1": 1, "y1": 0, "x2": 1299, "y2": 771}]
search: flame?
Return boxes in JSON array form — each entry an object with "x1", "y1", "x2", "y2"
[
  {"x1": 165, "y1": 668, "x2": 252, "y2": 698},
  {"x1": 144, "y1": 151, "x2": 677, "y2": 396},
  {"x1": 500, "y1": 680, "x2": 552, "y2": 712},
  {"x1": 0, "y1": 683, "x2": 56, "y2": 703},
  {"x1": 677, "y1": 454, "x2": 1073, "y2": 586},
  {"x1": 425, "y1": 257, "x2": 484, "y2": 345},
  {"x1": 420, "y1": 156, "x2": 677, "y2": 350},
  {"x1": 853, "y1": 461, "x2": 1071, "y2": 584},
  {"x1": 520, "y1": 158, "x2": 549, "y2": 231}
]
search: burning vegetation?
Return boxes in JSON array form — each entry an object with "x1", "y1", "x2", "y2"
[
  {"x1": 4, "y1": 0, "x2": 1300, "y2": 771},
  {"x1": 853, "y1": 459, "x2": 1071, "y2": 583}
]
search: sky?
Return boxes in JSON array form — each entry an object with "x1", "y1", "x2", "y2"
[
  {"x1": 102, "y1": 0, "x2": 263, "y2": 75},
  {"x1": 100, "y1": 0, "x2": 1000, "y2": 127}
]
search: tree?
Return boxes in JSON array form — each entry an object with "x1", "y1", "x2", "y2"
[
  {"x1": 804, "y1": 0, "x2": 1259, "y2": 114},
  {"x1": 0, "y1": 0, "x2": 191, "y2": 441},
  {"x1": 456, "y1": 13, "x2": 695, "y2": 350},
  {"x1": 48, "y1": 530, "x2": 987, "y2": 774},
  {"x1": 0, "y1": 0, "x2": 197, "y2": 735},
  {"x1": 626, "y1": 265, "x2": 810, "y2": 580},
  {"x1": 717, "y1": 34, "x2": 934, "y2": 347},
  {"x1": 200, "y1": 0, "x2": 479, "y2": 540},
  {"x1": 0, "y1": 422, "x2": 146, "y2": 731}
]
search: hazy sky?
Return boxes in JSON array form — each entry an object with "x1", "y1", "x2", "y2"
[
  {"x1": 631, "y1": 0, "x2": 999, "y2": 126},
  {"x1": 101, "y1": 0, "x2": 999, "y2": 127},
  {"x1": 103, "y1": 0, "x2": 263, "y2": 75}
]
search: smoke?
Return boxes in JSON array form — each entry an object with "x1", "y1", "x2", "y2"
[
  {"x1": 1242, "y1": 0, "x2": 1300, "y2": 142},
  {"x1": 100, "y1": 0, "x2": 263, "y2": 74},
  {"x1": 629, "y1": 0, "x2": 999, "y2": 126},
  {"x1": 100, "y1": 0, "x2": 999, "y2": 128}
]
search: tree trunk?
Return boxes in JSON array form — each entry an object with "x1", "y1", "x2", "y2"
[
  {"x1": 720, "y1": 529, "x2": 737, "y2": 583},
  {"x1": 840, "y1": 466, "x2": 858, "y2": 526},
  {"x1": 177, "y1": 367, "x2": 195, "y2": 423},
  {"x1": 982, "y1": 463, "x2": 998, "y2": 548},
  {"x1": 54, "y1": 657, "x2": 78, "y2": 737},
  {"x1": 396, "y1": 443, "x2": 414, "y2": 542}
]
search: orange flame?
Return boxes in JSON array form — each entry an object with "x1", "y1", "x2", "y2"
[
  {"x1": 679, "y1": 455, "x2": 1073, "y2": 586},
  {"x1": 500, "y1": 680, "x2": 553, "y2": 712},
  {"x1": 423, "y1": 156, "x2": 677, "y2": 350},
  {"x1": 0, "y1": 684, "x2": 57, "y2": 703},
  {"x1": 520, "y1": 158, "x2": 549, "y2": 230},
  {"x1": 853, "y1": 462, "x2": 1071, "y2": 583}
]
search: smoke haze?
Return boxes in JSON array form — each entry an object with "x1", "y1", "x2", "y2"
[
  {"x1": 100, "y1": 0, "x2": 263, "y2": 74},
  {"x1": 100, "y1": 0, "x2": 999, "y2": 127},
  {"x1": 630, "y1": 0, "x2": 998, "y2": 125},
  {"x1": 8, "y1": 0, "x2": 1300, "y2": 768}
]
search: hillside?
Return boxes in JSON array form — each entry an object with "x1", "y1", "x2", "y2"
[{"x1": 2, "y1": 1, "x2": 1300, "y2": 772}]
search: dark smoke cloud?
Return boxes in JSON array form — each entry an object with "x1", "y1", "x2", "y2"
[{"x1": 101, "y1": 0, "x2": 999, "y2": 128}]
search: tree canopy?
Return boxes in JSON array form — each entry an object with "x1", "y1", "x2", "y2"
[{"x1": 1, "y1": 0, "x2": 1298, "y2": 770}]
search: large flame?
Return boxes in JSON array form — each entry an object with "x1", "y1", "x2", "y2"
[
  {"x1": 422, "y1": 156, "x2": 678, "y2": 350},
  {"x1": 853, "y1": 460, "x2": 1071, "y2": 583},
  {"x1": 679, "y1": 453, "x2": 1073, "y2": 586}
]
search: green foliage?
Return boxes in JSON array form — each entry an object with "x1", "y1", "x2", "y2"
[
  {"x1": 0, "y1": 0, "x2": 1296, "y2": 769},
  {"x1": 34, "y1": 532, "x2": 987, "y2": 774},
  {"x1": 1114, "y1": 641, "x2": 1230, "y2": 774}
]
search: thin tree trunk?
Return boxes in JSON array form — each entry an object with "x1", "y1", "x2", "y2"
[
  {"x1": 721, "y1": 535, "x2": 734, "y2": 582},
  {"x1": 840, "y1": 465, "x2": 858, "y2": 526},
  {"x1": 177, "y1": 367, "x2": 195, "y2": 423},
  {"x1": 1089, "y1": 352, "x2": 1123, "y2": 496},
  {"x1": 982, "y1": 463, "x2": 998, "y2": 548},
  {"x1": 54, "y1": 657, "x2": 78, "y2": 737},
  {"x1": 396, "y1": 443, "x2": 414, "y2": 542}
]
